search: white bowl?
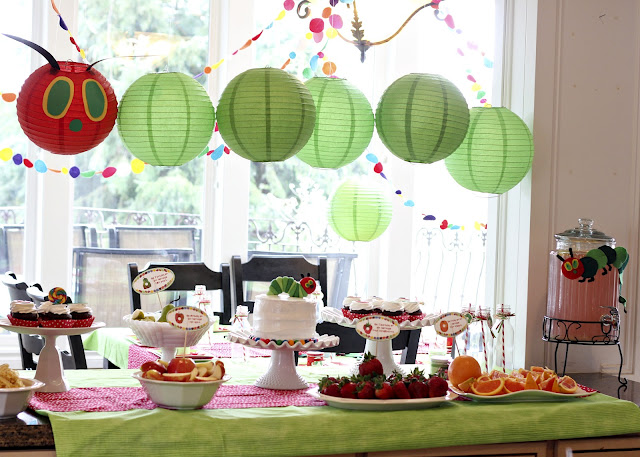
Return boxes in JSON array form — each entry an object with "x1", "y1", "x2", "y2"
[
  {"x1": 132, "y1": 371, "x2": 229, "y2": 410},
  {"x1": 0, "y1": 378, "x2": 45, "y2": 418},
  {"x1": 124, "y1": 315, "x2": 211, "y2": 349}
]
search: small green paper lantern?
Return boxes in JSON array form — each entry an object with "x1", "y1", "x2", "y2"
[
  {"x1": 296, "y1": 77, "x2": 374, "y2": 169},
  {"x1": 328, "y1": 178, "x2": 392, "y2": 242},
  {"x1": 117, "y1": 72, "x2": 215, "y2": 166},
  {"x1": 445, "y1": 107, "x2": 534, "y2": 194},
  {"x1": 375, "y1": 73, "x2": 470, "y2": 164},
  {"x1": 217, "y1": 68, "x2": 316, "y2": 162}
]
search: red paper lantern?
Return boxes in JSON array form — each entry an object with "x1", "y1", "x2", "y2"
[
  {"x1": 16, "y1": 62, "x2": 118, "y2": 155},
  {"x1": 5, "y1": 34, "x2": 117, "y2": 155}
]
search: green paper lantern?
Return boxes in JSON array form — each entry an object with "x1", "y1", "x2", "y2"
[
  {"x1": 217, "y1": 68, "x2": 316, "y2": 162},
  {"x1": 296, "y1": 77, "x2": 373, "y2": 169},
  {"x1": 328, "y1": 178, "x2": 392, "y2": 242},
  {"x1": 117, "y1": 72, "x2": 215, "y2": 166},
  {"x1": 375, "y1": 73, "x2": 470, "y2": 164},
  {"x1": 445, "y1": 107, "x2": 534, "y2": 194}
]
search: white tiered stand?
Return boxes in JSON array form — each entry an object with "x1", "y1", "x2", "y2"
[
  {"x1": 321, "y1": 308, "x2": 438, "y2": 376},
  {"x1": 0, "y1": 318, "x2": 105, "y2": 392},
  {"x1": 227, "y1": 330, "x2": 339, "y2": 390}
]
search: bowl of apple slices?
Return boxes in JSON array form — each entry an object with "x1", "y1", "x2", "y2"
[{"x1": 133, "y1": 357, "x2": 229, "y2": 410}]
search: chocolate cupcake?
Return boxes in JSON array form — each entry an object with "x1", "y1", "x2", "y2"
[
  {"x1": 341, "y1": 296, "x2": 360, "y2": 317},
  {"x1": 8, "y1": 300, "x2": 40, "y2": 327},
  {"x1": 405, "y1": 301, "x2": 424, "y2": 321},
  {"x1": 69, "y1": 303, "x2": 94, "y2": 327},
  {"x1": 38, "y1": 302, "x2": 74, "y2": 328},
  {"x1": 381, "y1": 300, "x2": 407, "y2": 322}
]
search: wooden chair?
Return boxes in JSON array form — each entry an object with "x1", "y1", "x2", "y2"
[
  {"x1": 1, "y1": 272, "x2": 87, "y2": 370},
  {"x1": 128, "y1": 262, "x2": 232, "y2": 325}
]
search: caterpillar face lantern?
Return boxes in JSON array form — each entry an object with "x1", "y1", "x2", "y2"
[{"x1": 6, "y1": 34, "x2": 117, "y2": 155}]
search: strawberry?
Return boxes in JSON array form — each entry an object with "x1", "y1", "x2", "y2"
[
  {"x1": 359, "y1": 352, "x2": 384, "y2": 377},
  {"x1": 357, "y1": 380, "x2": 376, "y2": 399},
  {"x1": 408, "y1": 380, "x2": 430, "y2": 398},
  {"x1": 340, "y1": 380, "x2": 358, "y2": 399},
  {"x1": 391, "y1": 379, "x2": 411, "y2": 399},
  {"x1": 427, "y1": 375, "x2": 449, "y2": 398},
  {"x1": 374, "y1": 380, "x2": 395, "y2": 400},
  {"x1": 318, "y1": 376, "x2": 341, "y2": 397}
]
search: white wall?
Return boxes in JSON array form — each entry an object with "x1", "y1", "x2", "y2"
[{"x1": 529, "y1": 0, "x2": 640, "y2": 376}]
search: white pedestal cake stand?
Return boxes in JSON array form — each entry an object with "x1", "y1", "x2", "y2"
[
  {"x1": 321, "y1": 308, "x2": 438, "y2": 376},
  {"x1": 227, "y1": 330, "x2": 339, "y2": 390},
  {"x1": 0, "y1": 318, "x2": 105, "y2": 392}
]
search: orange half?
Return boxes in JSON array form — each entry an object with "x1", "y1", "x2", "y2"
[
  {"x1": 558, "y1": 376, "x2": 578, "y2": 394},
  {"x1": 471, "y1": 378, "x2": 505, "y2": 396}
]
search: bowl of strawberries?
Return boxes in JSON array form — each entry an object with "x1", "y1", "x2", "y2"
[{"x1": 314, "y1": 353, "x2": 457, "y2": 411}]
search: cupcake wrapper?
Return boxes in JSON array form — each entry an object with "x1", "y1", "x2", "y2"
[
  {"x1": 39, "y1": 318, "x2": 75, "y2": 328},
  {"x1": 73, "y1": 316, "x2": 95, "y2": 328},
  {"x1": 343, "y1": 311, "x2": 370, "y2": 321},
  {"x1": 389, "y1": 314, "x2": 409, "y2": 323},
  {"x1": 8, "y1": 315, "x2": 40, "y2": 327},
  {"x1": 408, "y1": 313, "x2": 425, "y2": 322}
]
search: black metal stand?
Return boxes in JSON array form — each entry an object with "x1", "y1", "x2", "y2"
[{"x1": 542, "y1": 312, "x2": 627, "y2": 398}]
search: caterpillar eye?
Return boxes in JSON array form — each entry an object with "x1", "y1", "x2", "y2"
[
  {"x1": 564, "y1": 262, "x2": 572, "y2": 271},
  {"x1": 572, "y1": 259, "x2": 579, "y2": 269}
]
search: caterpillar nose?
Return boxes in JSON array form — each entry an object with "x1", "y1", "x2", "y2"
[{"x1": 69, "y1": 119, "x2": 83, "y2": 132}]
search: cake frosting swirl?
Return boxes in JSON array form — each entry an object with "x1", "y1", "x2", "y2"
[
  {"x1": 39, "y1": 302, "x2": 71, "y2": 316},
  {"x1": 10, "y1": 300, "x2": 37, "y2": 315},
  {"x1": 69, "y1": 303, "x2": 92, "y2": 314}
]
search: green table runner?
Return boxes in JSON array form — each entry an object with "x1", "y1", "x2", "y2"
[{"x1": 23, "y1": 361, "x2": 640, "y2": 457}]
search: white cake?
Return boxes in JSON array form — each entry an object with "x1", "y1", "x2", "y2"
[{"x1": 252, "y1": 293, "x2": 318, "y2": 340}]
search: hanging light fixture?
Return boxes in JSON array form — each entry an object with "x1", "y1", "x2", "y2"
[
  {"x1": 375, "y1": 73, "x2": 470, "y2": 164},
  {"x1": 296, "y1": 77, "x2": 373, "y2": 169},
  {"x1": 216, "y1": 68, "x2": 316, "y2": 162},
  {"x1": 444, "y1": 107, "x2": 534, "y2": 194},
  {"x1": 328, "y1": 178, "x2": 392, "y2": 242},
  {"x1": 117, "y1": 72, "x2": 215, "y2": 166}
]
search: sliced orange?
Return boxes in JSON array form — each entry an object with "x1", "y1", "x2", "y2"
[
  {"x1": 503, "y1": 377, "x2": 526, "y2": 393},
  {"x1": 542, "y1": 369, "x2": 556, "y2": 381},
  {"x1": 471, "y1": 378, "x2": 505, "y2": 396},
  {"x1": 530, "y1": 365, "x2": 545, "y2": 373},
  {"x1": 476, "y1": 374, "x2": 492, "y2": 383},
  {"x1": 558, "y1": 376, "x2": 578, "y2": 394},
  {"x1": 457, "y1": 377, "x2": 476, "y2": 392},
  {"x1": 489, "y1": 369, "x2": 510, "y2": 379},
  {"x1": 524, "y1": 372, "x2": 539, "y2": 390},
  {"x1": 539, "y1": 376, "x2": 561, "y2": 392}
]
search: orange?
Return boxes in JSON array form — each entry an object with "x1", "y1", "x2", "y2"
[
  {"x1": 530, "y1": 366, "x2": 545, "y2": 372},
  {"x1": 457, "y1": 377, "x2": 476, "y2": 393},
  {"x1": 524, "y1": 372, "x2": 539, "y2": 390},
  {"x1": 471, "y1": 378, "x2": 505, "y2": 396},
  {"x1": 503, "y1": 377, "x2": 526, "y2": 393},
  {"x1": 489, "y1": 369, "x2": 510, "y2": 379},
  {"x1": 558, "y1": 376, "x2": 578, "y2": 394},
  {"x1": 476, "y1": 375, "x2": 491, "y2": 383},
  {"x1": 539, "y1": 376, "x2": 561, "y2": 392},
  {"x1": 448, "y1": 356, "x2": 482, "y2": 388}
]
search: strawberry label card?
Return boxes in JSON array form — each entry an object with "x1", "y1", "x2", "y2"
[
  {"x1": 434, "y1": 312, "x2": 468, "y2": 337},
  {"x1": 166, "y1": 306, "x2": 210, "y2": 331},
  {"x1": 132, "y1": 268, "x2": 175, "y2": 295},
  {"x1": 355, "y1": 315, "x2": 400, "y2": 341}
]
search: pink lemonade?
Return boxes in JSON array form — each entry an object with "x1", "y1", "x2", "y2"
[{"x1": 546, "y1": 251, "x2": 619, "y2": 341}]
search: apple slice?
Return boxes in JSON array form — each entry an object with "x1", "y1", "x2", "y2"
[
  {"x1": 162, "y1": 372, "x2": 190, "y2": 382},
  {"x1": 142, "y1": 369, "x2": 164, "y2": 381},
  {"x1": 211, "y1": 363, "x2": 224, "y2": 380},
  {"x1": 197, "y1": 365, "x2": 208, "y2": 377},
  {"x1": 189, "y1": 367, "x2": 198, "y2": 382},
  {"x1": 195, "y1": 376, "x2": 219, "y2": 382}
]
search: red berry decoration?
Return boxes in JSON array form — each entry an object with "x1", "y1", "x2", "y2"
[{"x1": 358, "y1": 352, "x2": 384, "y2": 377}]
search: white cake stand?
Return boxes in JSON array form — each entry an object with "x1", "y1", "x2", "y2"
[
  {"x1": 321, "y1": 308, "x2": 438, "y2": 376},
  {"x1": 227, "y1": 330, "x2": 339, "y2": 390},
  {"x1": 0, "y1": 318, "x2": 105, "y2": 392}
]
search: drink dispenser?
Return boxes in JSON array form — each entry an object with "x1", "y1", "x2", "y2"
[{"x1": 545, "y1": 218, "x2": 628, "y2": 342}]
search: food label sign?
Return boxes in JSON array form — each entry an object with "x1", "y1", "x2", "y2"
[
  {"x1": 132, "y1": 268, "x2": 175, "y2": 295},
  {"x1": 355, "y1": 315, "x2": 400, "y2": 341},
  {"x1": 434, "y1": 312, "x2": 468, "y2": 337},
  {"x1": 166, "y1": 306, "x2": 210, "y2": 331}
]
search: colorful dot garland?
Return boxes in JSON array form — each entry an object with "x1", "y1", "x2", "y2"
[{"x1": 51, "y1": 0, "x2": 88, "y2": 63}]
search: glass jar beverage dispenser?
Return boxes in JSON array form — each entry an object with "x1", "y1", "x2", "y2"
[{"x1": 546, "y1": 218, "x2": 620, "y2": 341}]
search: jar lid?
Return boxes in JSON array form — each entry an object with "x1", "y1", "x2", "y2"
[{"x1": 555, "y1": 218, "x2": 614, "y2": 243}]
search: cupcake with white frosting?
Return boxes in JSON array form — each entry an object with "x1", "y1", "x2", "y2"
[
  {"x1": 69, "y1": 303, "x2": 94, "y2": 327},
  {"x1": 341, "y1": 296, "x2": 360, "y2": 317},
  {"x1": 344, "y1": 300, "x2": 374, "y2": 320},
  {"x1": 405, "y1": 301, "x2": 425, "y2": 321},
  {"x1": 8, "y1": 300, "x2": 40, "y2": 327},
  {"x1": 369, "y1": 297, "x2": 384, "y2": 315},
  {"x1": 381, "y1": 300, "x2": 407, "y2": 322},
  {"x1": 38, "y1": 302, "x2": 74, "y2": 328}
]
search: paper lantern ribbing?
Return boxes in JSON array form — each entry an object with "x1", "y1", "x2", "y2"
[
  {"x1": 375, "y1": 74, "x2": 470, "y2": 164},
  {"x1": 217, "y1": 68, "x2": 316, "y2": 162},
  {"x1": 117, "y1": 72, "x2": 215, "y2": 166},
  {"x1": 328, "y1": 178, "x2": 392, "y2": 242},
  {"x1": 296, "y1": 77, "x2": 373, "y2": 169},
  {"x1": 444, "y1": 107, "x2": 534, "y2": 194},
  {"x1": 6, "y1": 34, "x2": 118, "y2": 155}
]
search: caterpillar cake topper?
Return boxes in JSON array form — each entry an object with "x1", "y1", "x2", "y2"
[{"x1": 267, "y1": 276, "x2": 309, "y2": 298}]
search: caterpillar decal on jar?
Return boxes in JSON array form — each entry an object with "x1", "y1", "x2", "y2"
[{"x1": 557, "y1": 245, "x2": 629, "y2": 283}]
